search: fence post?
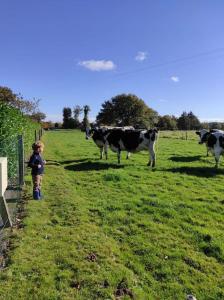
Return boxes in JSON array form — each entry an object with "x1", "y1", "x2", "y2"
[
  {"x1": 38, "y1": 129, "x2": 41, "y2": 140},
  {"x1": 18, "y1": 135, "x2": 24, "y2": 186}
]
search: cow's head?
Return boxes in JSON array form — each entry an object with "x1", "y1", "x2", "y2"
[
  {"x1": 195, "y1": 129, "x2": 209, "y2": 144},
  {"x1": 86, "y1": 127, "x2": 109, "y2": 141},
  {"x1": 144, "y1": 128, "x2": 158, "y2": 141},
  {"x1": 85, "y1": 127, "x2": 94, "y2": 140}
]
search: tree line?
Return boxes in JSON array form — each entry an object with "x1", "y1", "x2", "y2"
[
  {"x1": 2, "y1": 86, "x2": 222, "y2": 131},
  {"x1": 62, "y1": 93, "x2": 224, "y2": 130},
  {"x1": 62, "y1": 105, "x2": 90, "y2": 130}
]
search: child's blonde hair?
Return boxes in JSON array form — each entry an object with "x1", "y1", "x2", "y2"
[{"x1": 32, "y1": 140, "x2": 44, "y2": 152}]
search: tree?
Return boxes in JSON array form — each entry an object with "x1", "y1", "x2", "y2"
[
  {"x1": 42, "y1": 121, "x2": 54, "y2": 130},
  {"x1": 73, "y1": 105, "x2": 83, "y2": 128},
  {"x1": 63, "y1": 107, "x2": 72, "y2": 129},
  {"x1": 0, "y1": 86, "x2": 43, "y2": 115},
  {"x1": 208, "y1": 122, "x2": 222, "y2": 130},
  {"x1": 187, "y1": 111, "x2": 201, "y2": 130},
  {"x1": 177, "y1": 111, "x2": 201, "y2": 130},
  {"x1": 157, "y1": 115, "x2": 177, "y2": 130},
  {"x1": 31, "y1": 111, "x2": 46, "y2": 123},
  {"x1": 0, "y1": 86, "x2": 17, "y2": 104},
  {"x1": 177, "y1": 111, "x2": 188, "y2": 130},
  {"x1": 82, "y1": 105, "x2": 90, "y2": 130},
  {"x1": 96, "y1": 94, "x2": 158, "y2": 128}
]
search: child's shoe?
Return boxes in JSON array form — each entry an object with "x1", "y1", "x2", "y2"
[
  {"x1": 39, "y1": 189, "x2": 44, "y2": 199},
  {"x1": 33, "y1": 190, "x2": 41, "y2": 200}
]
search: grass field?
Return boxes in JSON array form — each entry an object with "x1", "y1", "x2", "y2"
[{"x1": 0, "y1": 130, "x2": 223, "y2": 300}]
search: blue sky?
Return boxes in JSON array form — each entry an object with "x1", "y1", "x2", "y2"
[{"x1": 1, "y1": 0, "x2": 224, "y2": 123}]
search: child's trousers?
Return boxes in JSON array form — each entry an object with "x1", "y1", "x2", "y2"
[{"x1": 32, "y1": 175, "x2": 43, "y2": 199}]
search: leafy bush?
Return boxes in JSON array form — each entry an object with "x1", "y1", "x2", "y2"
[{"x1": 0, "y1": 103, "x2": 40, "y2": 178}]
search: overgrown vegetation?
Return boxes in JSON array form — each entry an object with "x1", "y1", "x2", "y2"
[
  {"x1": 0, "y1": 86, "x2": 46, "y2": 122},
  {"x1": 0, "y1": 130, "x2": 223, "y2": 299},
  {"x1": 0, "y1": 102, "x2": 40, "y2": 177}
]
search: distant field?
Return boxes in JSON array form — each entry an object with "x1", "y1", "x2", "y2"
[{"x1": 0, "y1": 130, "x2": 223, "y2": 300}]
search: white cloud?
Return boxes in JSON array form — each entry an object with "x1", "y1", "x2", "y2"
[
  {"x1": 170, "y1": 76, "x2": 179, "y2": 82},
  {"x1": 135, "y1": 51, "x2": 148, "y2": 61},
  {"x1": 78, "y1": 60, "x2": 116, "y2": 71}
]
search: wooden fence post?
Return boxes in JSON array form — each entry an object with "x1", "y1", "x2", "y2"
[{"x1": 38, "y1": 129, "x2": 41, "y2": 140}]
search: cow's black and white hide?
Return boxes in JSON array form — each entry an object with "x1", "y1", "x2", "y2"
[
  {"x1": 207, "y1": 131, "x2": 224, "y2": 168},
  {"x1": 86, "y1": 127, "x2": 110, "y2": 159},
  {"x1": 195, "y1": 129, "x2": 223, "y2": 156},
  {"x1": 86, "y1": 127, "x2": 132, "y2": 160},
  {"x1": 106, "y1": 128, "x2": 158, "y2": 167}
]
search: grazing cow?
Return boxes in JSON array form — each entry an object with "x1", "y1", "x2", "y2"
[
  {"x1": 195, "y1": 129, "x2": 223, "y2": 156},
  {"x1": 207, "y1": 131, "x2": 224, "y2": 168},
  {"x1": 86, "y1": 127, "x2": 133, "y2": 160},
  {"x1": 106, "y1": 128, "x2": 158, "y2": 167}
]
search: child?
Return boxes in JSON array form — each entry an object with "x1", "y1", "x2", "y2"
[{"x1": 28, "y1": 141, "x2": 46, "y2": 200}]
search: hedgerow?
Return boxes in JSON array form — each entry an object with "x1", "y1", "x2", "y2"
[{"x1": 0, "y1": 102, "x2": 40, "y2": 178}]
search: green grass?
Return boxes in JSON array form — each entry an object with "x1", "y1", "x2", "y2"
[{"x1": 0, "y1": 129, "x2": 224, "y2": 300}]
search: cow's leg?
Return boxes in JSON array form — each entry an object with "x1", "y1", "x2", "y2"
[
  {"x1": 104, "y1": 144, "x2": 108, "y2": 160},
  {"x1": 214, "y1": 148, "x2": 221, "y2": 168},
  {"x1": 100, "y1": 147, "x2": 104, "y2": 159},
  {"x1": 126, "y1": 152, "x2": 131, "y2": 159},
  {"x1": 117, "y1": 150, "x2": 121, "y2": 164},
  {"x1": 149, "y1": 143, "x2": 156, "y2": 167},
  {"x1": 214, "y1": 154, "x2": 220, "y2": 168},
  {"x1": 215, "y1": 156, "x2": 219, "y2": 168}
]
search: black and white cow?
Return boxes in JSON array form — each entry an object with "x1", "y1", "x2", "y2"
[
  {"x1": 206, "y1": 131, "x2": 224, "y2": 168},
  {"x1": 195, "y1": 129, "x2": 223, "y2": 156},
  {"x1": 106, "y1": 128, "x2": 158, "y2": 167},
  {"x1": 86, "y1": 127, "x2": 133, "y2": 160}
]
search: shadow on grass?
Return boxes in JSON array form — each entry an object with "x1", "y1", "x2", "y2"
[
  {"x1": 46, "y1": 162, "x2": 61, "y2": 166},
  {"x1": 65, "y1": 161, "x2": 124, "y2": 171},
  {"x1": 59, "y1": 158, "x2": 89, "y2": 164},
  {"x1": 167, "y1": 166, "x2": 224, "y2": 177},
  {"x1": 45, "y1": 159, "x2": 90, "y2": 166},
  {"x1": 169, "y1": 155, "x2": 202, "y2": 162}
]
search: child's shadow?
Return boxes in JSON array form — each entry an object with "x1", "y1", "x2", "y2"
[
  {"x1": 46, "y1": 159, "x2": 89, "y2": 165},
  {"x1": 65, "y1": 162, "x2": 123, "y2": 172}
]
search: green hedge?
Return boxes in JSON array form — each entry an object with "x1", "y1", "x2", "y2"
[{"x1": 0, "y1": 103, "x2": 40, "y2": 178}]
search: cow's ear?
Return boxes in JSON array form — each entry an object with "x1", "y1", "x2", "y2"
[{"x1": 195, "y1": 131, "x2": 200, "y2": 135}]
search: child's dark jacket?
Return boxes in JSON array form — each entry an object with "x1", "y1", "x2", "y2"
[{"x1": 28, "y1": 153, "x2": 45, "y2": 175}]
